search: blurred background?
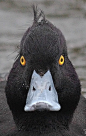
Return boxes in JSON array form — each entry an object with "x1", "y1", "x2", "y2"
[{"x1": 0, "y1": 0, "x2": 86, "y2": 97}]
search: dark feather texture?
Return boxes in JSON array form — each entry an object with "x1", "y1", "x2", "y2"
[{"x1": 1, "y1": 6, "x2": 86, "y2": 136}]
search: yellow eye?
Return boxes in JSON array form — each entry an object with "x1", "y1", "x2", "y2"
[
  {"x1": 20, "y1": 56, "x2": 26, "y2": 66},
  {"x1": 59, "y1": 55, "x2": 64, "y2": 65}
]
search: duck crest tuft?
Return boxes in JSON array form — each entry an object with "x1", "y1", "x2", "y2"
[{"x1": 33, "y1": 5, "x2": 46, "y2": 25}]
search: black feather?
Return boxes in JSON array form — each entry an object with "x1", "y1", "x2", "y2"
[{"x1": 32, "y1": 5, "x2": 45, "y2": 24}]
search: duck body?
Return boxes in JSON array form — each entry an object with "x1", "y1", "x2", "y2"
[{"x1": 4, "y1": 7, "x2": 86, "y2": 136}]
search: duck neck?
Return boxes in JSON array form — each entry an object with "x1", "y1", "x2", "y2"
[
  {"x1": 56, "y1": 111, "x2": 73, "y2": 128},
  {"x1": 14, "y1": 110, "x2": 73, "y2": 132}
]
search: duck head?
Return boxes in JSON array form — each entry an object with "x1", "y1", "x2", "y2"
[{"x1": 5, "y1": 6, "x2": 81, "y2": 132}]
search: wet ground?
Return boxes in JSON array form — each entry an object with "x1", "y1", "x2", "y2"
[{"x1": 0, "y1": 0, "x2": 86, "y2": 97}]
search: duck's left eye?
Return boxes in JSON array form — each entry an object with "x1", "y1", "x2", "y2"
[
  {"x1": 59, "y1": 55, "x2": 64, "y2": 65},
  {"x1": 20, "y1": 56, "x2": 26, "y2": 66}
]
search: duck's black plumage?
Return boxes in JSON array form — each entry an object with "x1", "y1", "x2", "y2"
[{"x1": 2, "y1": 6, "x2": 86, "y2": 136}]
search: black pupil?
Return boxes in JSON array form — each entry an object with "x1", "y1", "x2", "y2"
[
  {"x1": 22, "y1": 58, "x2": 24, "y2": 62},
  {"x1": 61, "y1": 58, "x2": 63, "y2": 62}
]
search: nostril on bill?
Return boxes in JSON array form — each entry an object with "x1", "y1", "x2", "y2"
[
  {"x1": 33, "y1": 86, "x2": 36, "y2": 91},
  {"x1": 49, "y1": 86, "x2": 51, "y2": 91}
]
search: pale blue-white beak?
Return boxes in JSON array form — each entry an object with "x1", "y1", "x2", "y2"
[{"x1": 24, "y1": 70, "x2": 61, "y2": 111}]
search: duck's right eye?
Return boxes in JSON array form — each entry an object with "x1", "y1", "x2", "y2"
[
  {"x1": 59, "y1": 55, "x2": 64, "y2": 65},
  {"x1": 20, "y1": 56, "x2": 26, "y2": 66}
]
